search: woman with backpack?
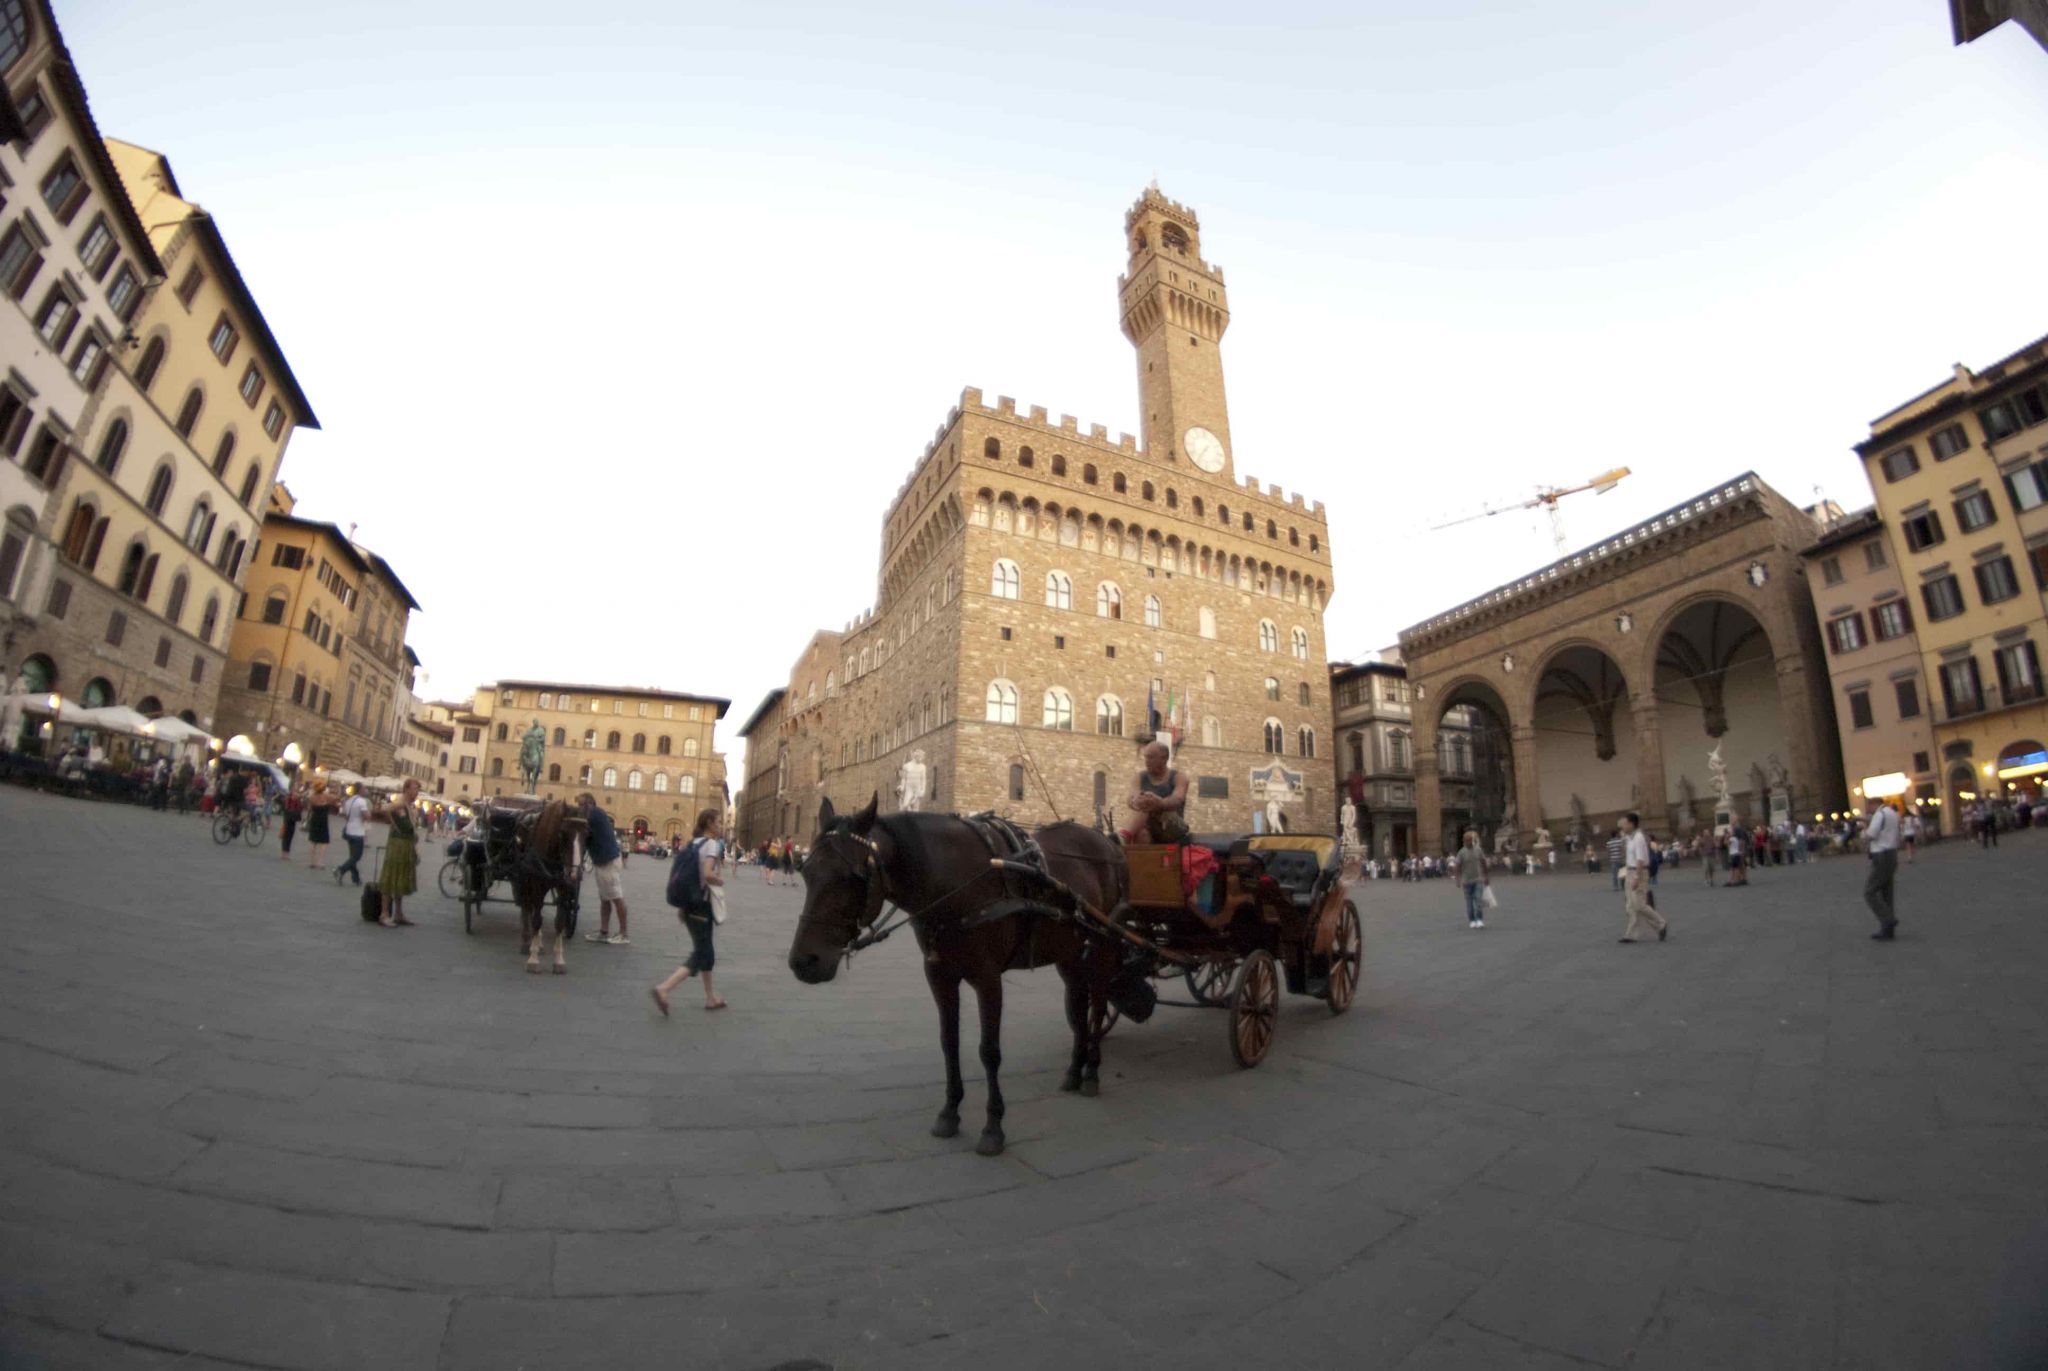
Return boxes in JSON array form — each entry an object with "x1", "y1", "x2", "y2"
[{"x1": 652, "y1": 808, "x2": 728, "y2": 1015}]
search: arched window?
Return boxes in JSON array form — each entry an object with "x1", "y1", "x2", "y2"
[
  {"x1": 197, "y1": 596, "x2": 219, "y2": 643},
  {"x1": 1095, "y1": 695, "x2": 1124, "y2": 737},
  {"x1": 1044, "y1": 571, "x2": 1072, "y2": 610},
  {"x1": 1096, "y1": 582, "x2": 1121, "y2": 619},
  {"x1": 1143, "y1": 595, "x2": 1161, "y2": 629},
  {"x1": 1198, "y1": 606, "x2": 1217, "y2": 640},
  {"x1": 984, "y1": 437, "x2": 1000, "y2": 460},
  {"x1": 60, "y1": 502, "x2": 97, "y2": 564},
  {"x1": 1083, "y1": 463, "x2": 1098, "y2": 485},
  {"x1": 922, "y1": 693, "x2": 934, "y2": 732},
  {"x1": 1052, "y1": 454, "x2": 1067, "y2": 476},
  {"x1": 985, "y1": 679, "x2": 1019, "y2": 724},
  {"x1": 1291, "y1": 627, "x2": 1309, "y2": 660},
  {"x1": 134, "y1": 337, "x2": 167, "y2": 391},
  {"x1": 144, "y1": 463, "x2": 173, "y2": 517},
  {"x1": 606, "y1": 729, "x2": 621, "y2": 749},
  {"x1": 552, "y1": 727, "x2": 565, "y2": 745},
  {"x1": 602, "y1": 766, "x2": 618, "y2": 788},
  {"x1": 163, "y1": 571, "x2": 189, "y2": 626},
  {"x1": 628, "y1": 770, "x2": 643, "y2": 791},
  {"x1": 1093, "y1": 769, "x2": 1108, "y2": 812},
  {"x1": 549, "y1": 763, "x2": 561, "y2": 782},
  {"x1": 81, "y1": 678, "x2": 113, "y2": 709},
  {"x1": 1298, "y1": 727, "x2": 1316, "y2": 759},
  {"x1": 489, "y1": 757, "x2": 504, "y2": 776},
  {"x1": 656, "y1": 735, "x2": 671, "y2": 755},
  {"x1": 216, "y1": 531, "x2": 244, "y2": 579},
  {"x1": 1299, "y1": 682, "x2": 1312, "y2": 706},
  {"x1": 494, "y1": 722, "x2": 508, "y2": 741},
  {"x1": 825, "y1": 671, "x2": 837, "y2": 696},
  {"x1": 174, "y1": 387, "x2": 203, "y2": 438},
  {"x1": 991, "y1": 559, "x2": 1020, "y2": 599},
  {"x1": 212, "y1": 430, "x2": 235, "y2": 476},
  {"x1": 1265, "y1": 677, "x2": 1280, "y2": 701},
  {"x1": 135, "y1": 552, "x2": 159, "y2": 603},
  {"x1": 579, "y1": 763, "x2": 593, "y2": 784},
  {"x1": 1141, "y1": 480, "x2": 1154, "y2": 501},
  {"x1": 632, "y1": 732, "x2": 646, "y2": 752},
  {"x1": 679, "y1": 774, "x2": 696, "y2": 796},
  {"x1": 653, "y1": 772, "x2": 669, "y2": 793},
  {"x1": 1202, "y1": 716, "x2": 1223, "y2": 747},
  {"x1": 1166, "y1": 488, "x2": 1178, "y2": 509},
  {"x1": 583, "y1": 728, "x2": 597, "y2": 748},
  {"x1": 1264, "y1": 719, "x2": 1284, "y2": 754},
  {"x1": 184, "y1": 499, "x2": 213, "y2": 552},
  {"x1": 238, "y1": 464, "x2": 261, "y2": 508},
  {"x1": 1042, "y1": 687, "x2": 1073, "y2": 730},
  {"x1": 94, "y1": 420, "x2": 127, "y2": 474},
  {"x1": 1267, "y1": 519, "x2": 1277, "y2": 539},
  {"x1": 683, "y1": 737, "x2": 699, "y2": 757},
  {"x1": 1112, "y1": 472, "x2": 1127, "y2": 494},
  {"x1": 1259, "y1": 620, "x2": 1278, "y2": 652},
  {"x1": 116, "y1": 540, "x2": 146, "y2": 596},
  {"x1": 1018, "y1": 446, "x2": 1034, "y2": 468}
]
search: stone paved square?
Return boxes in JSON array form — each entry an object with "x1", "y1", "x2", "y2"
[{"x1": 2, "y1": 787, "x2": 2045, "y2": 1369}]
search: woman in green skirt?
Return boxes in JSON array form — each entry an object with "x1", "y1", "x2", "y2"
[{"x1": 376, "y1": 777, "x2": 423, "y2": 928}]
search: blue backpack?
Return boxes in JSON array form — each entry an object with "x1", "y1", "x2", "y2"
[{"x1": 667, "y1": 838, "x2": 708, "y2": 911}]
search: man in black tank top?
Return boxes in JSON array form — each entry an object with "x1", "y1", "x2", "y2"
[{"x1": 1124, "y1": 740, "x2": 1191, "y2": 843}]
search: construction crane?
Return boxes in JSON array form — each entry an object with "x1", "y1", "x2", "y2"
[{"x1": 1429, "y1": 467, "x2": 1632, "y2": 556}]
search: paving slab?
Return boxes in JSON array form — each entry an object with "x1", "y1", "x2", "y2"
[{"x1": 1, "y1": 788, "x2": 2044, "y2": 1368}]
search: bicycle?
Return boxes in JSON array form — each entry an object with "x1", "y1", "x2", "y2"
[
  {"x1": 212, "y1": 807, "x2": 269, "y2": 847},
  {"x1": 438, "y1": 856, "x2": 464, "y2": 900}
]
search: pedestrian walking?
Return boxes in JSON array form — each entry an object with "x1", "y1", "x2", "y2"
[
  {"x1": 579, "y1": 793, "x2": 631, "y2": 945},
  {"x1": 652, "y1": 807, "x2": 728, "y2": 1015},
  {"x1": 1725, "y1": 825, "x2": 1749, "y2": 887},
  {"x1": 1976, "y1": 802, "x2": 1999, "y2": 849},
  {"x1": 334, "y1": 787, "x2": 371, "y2": 885},
  {"x1": 279, "y1": 785, "x2": 303, "y2": 859},
  {"x1": 375, "y1": 778, "x2": 422, "y2": 927},
  {"x1": 305, "y1": 780, "x2": 334, "y2": 869},
  {"x1": 1864, "y1": 796, "x2": 1901, "y2": 940},
  {"x1": 1702, "y1": 832, "x2": 1718, "y2": 887},
  {"x1": 1901, "y1": 810, "x2": 1919, "y2": 864},
  {"x1": 1454, "y1": 828, "x2": 1489, "y2": 928},
  {"x1": 1605, "y1": 829, "x2": 1624, "y2": 890},
  {"x1": 1617, "y1": 810, "x2": 1668, "y2": 944}
]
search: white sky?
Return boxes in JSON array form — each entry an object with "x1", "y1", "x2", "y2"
[{"x1": 59, "y1": 0, "x2": 2048, "y2": 753}]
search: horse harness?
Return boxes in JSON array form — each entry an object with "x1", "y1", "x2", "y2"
[{"x1": 827, "y1": 813, "x2": 1049, "y2": 966}]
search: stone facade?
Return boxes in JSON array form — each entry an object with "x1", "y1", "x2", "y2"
[
  {"x1": 1329, "y1": 657, "x2": 1483, "y2": 860},
  {"x1": 1797, "y1": 508, "x2": 1940, "y2": 818},
  {"x1": 470, "y1": 681, "x2": 730, "y2": 841},
  {"x1": 741, "y1": 189, "x2": 1337, "y2": 844},
  {"x1": 1399, "y1": 474, "x2": 1847, "y2": 853},
  {"x1": 1850, "y1": 332, "x2": 2048, "y2": 819}
]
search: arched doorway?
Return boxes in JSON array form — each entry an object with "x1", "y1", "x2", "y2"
[
  {"x1": 81, "y1": 677, "x2": 114, "y2": 708},
  {"x1": 1947, "y1": 762, "x2": 1977, "y2": 833},
  {"x1": 1995, "y1": 739, "x2": 2046, "y2": 806},
  {"x1": 1435, "y1": 679, "x2": 1516, "y2": 855},
  {"x1": 1532, "y1": 644, "x2": 1633, "y2": 844},
  {"x1": 1653, "y1": 599, "x2": 1785, "y2": 835}
]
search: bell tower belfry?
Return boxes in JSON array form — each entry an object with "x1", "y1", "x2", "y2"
[{"x1": 1118, "y1": 187, "x2": 1234, "y2": 480}]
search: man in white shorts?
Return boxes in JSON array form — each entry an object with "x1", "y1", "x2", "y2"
[{"x1": 577, "y1": 793, "x2": 630, "y2": 945}]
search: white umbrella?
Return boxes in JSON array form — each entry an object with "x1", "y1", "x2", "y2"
[
  {"x1": 74, "y1": 705, "x2": 153, "y2": 735},
  {"x1": 325, "y1": 768, "x2": 365, "y2": 785},
  {"x1": 145, "y1": 717, "x2": 214, "y2": 745},
  {"x1": 365, "y1": 775, "x2": 405, "y2": 791},
  {"x1": 4, "y1": 692, "x2": 94, "y2": 724}
]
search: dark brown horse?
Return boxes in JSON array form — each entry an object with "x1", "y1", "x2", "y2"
[
  {"x1": 514, "y1": 800, "x2": 586, "y2": 975},
  {"x1": 788, "y1": 794, "x2": 1127, "y2": 1156}
]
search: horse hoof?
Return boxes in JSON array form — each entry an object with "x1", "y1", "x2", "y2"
[
  {"x1": 931, "y1": 1115, "x2": 960, "y2": 1139},
  {"x1": 1059, "y1": 1075, "x2": 1082, "y2": 1093},
  {"x1": 1079, "y1": 1078, "x2": 1099, "y2": 1098},
  {"x1": 552, "y1": 963, "x2": 566, "y2": 976},
  {"x1": 525, "y1": 960, "x2": 540, "y2": 975},
  {"x1": 975, "y1": 1131, "x2": 1006, "y2": 1157}
]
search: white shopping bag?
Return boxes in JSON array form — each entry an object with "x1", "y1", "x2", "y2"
[
  {"x1": 1481, "y1": 885, "x2": 1499, "y2": 911},
  {"x1": 710, "y1": 883, "x2": 728, "y2": 925}
]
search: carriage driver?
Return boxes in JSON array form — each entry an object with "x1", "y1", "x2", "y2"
[
  {"x1": 1124, "y1": 740, "x2": 1192, "y2": 844},
  {"x1": 576, "y1": 793, "x2": 630, "y2": 945}
]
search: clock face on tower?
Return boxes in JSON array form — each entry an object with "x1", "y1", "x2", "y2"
[{"x1": 1184, "y1": 426, "x2": 1226, "y2": 474}]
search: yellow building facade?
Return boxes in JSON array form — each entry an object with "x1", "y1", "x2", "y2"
[
  {"x1": 1854, "y1": 332, "x2": 2048, "y2": 819},
  {"x1": 3, "y1": 4, "x2": 315, "y2": 732},
  {"x1": 472, "y1": 681, "x2": 730, "y2": 840}
]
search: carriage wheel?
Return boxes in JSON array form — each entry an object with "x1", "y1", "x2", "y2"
[
  {"x1": 1323, "y1": 901, "x2": 1362, "y2": 1015},
  {"x1": 1228, "y1": 950, "x2": 1279, "y2": 1069},
  {"x1": 1188, "y1": 960, "x2": 1232, "y2": 1007}
]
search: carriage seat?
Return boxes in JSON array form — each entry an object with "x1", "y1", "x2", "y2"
[{"x1": 1246, "y1": 835, "x2": 1340, "y2": 914}]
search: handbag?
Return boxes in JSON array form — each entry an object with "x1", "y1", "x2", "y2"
[
  {"x1": 1481, "y1": 885, "x2": 1499, "y2": 911},
  {"x1": 710, "y1": 884, "x2": 728, "y2": 925}
]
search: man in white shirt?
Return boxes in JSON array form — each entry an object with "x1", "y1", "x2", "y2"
[
  {"x1": 334, "y1": 788, "x2": 372, "y2": 886},
  {"x1": 1863, "y1": 797, "x2": 1901, "y2": 940},
  {"x1": 1617, "y1": 811, "x2": 1668, "y2": 944}
]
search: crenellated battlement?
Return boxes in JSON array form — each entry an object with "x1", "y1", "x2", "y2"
[
  {"x1": 959, "y1": 386, "x2": 1140, "y2": 456},
  {"x1": 1125, "y1": 185, "x2": 1199, "y2": 234}
]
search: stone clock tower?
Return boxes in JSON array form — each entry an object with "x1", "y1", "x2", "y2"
[{"x1": 1118, "y1": 187, "x2": 1235, "y2": 480}]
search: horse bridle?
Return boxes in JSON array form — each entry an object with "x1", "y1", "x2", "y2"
[{"x1": 811, "y1": 829, "x2": 903, "y2": 959}]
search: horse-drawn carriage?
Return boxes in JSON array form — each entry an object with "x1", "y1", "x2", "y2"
[
  {"x1": 789, "y1": 797, "x2": 1363, "y2": 1156},
  {"x1": 1010, "y1": 832, "x2": 1362, "y2": 1068},
  {"x1": 448, "y1": 797, "x2": 585, "y2": 972}
]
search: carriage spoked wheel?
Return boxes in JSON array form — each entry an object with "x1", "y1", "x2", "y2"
[
  {"x1": 1187, "y1": 960, "x2": 1233, "y2": 1007},
  {"x1": 1323, "y1": 901, "x2": 1363, "y2": 1016},
  {"x1": 1228, "y1": 949, "x2": 1280, "y2": 1069}
]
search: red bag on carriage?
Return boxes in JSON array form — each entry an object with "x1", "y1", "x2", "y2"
[{"x1": 1180, "y1": 844, "x2": 1218, "y2": 897}]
